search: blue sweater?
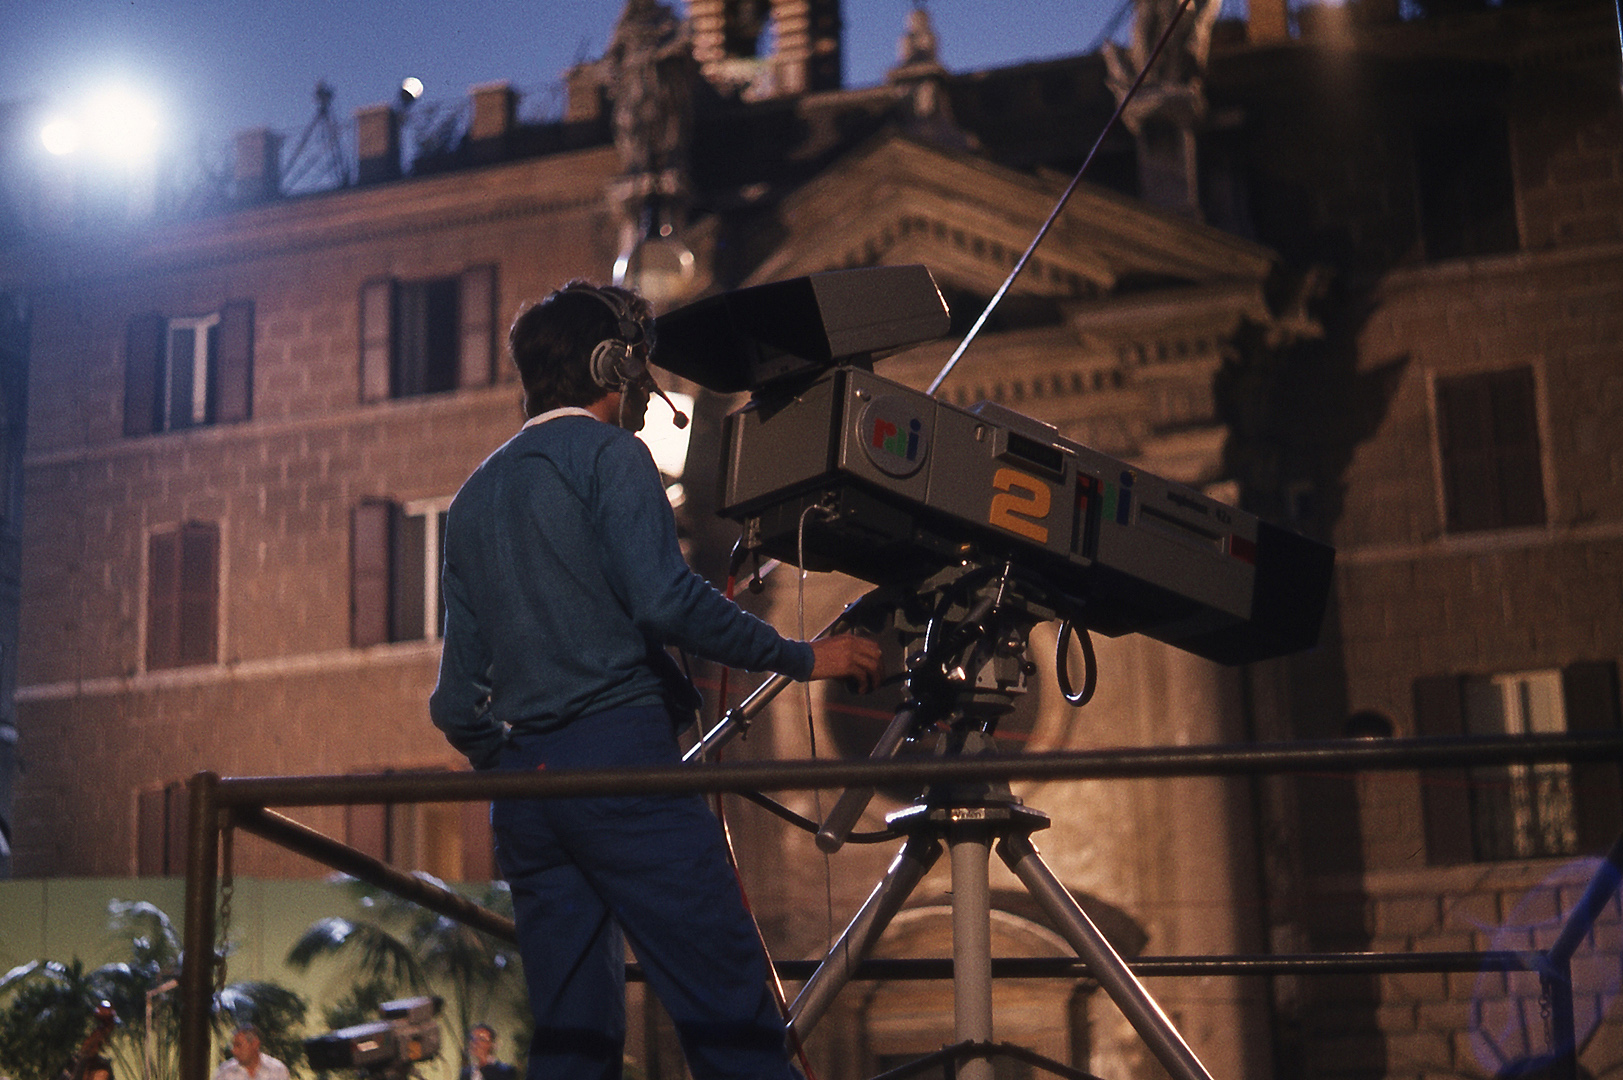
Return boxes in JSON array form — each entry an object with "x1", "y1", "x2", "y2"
[{"x1": 430, "y1": 412, "x2": 814, "y2": 768}]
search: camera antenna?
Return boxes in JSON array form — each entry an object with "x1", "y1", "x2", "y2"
[{"x1": 926, "y1": 0, "x2": 1199, "y2": 397}]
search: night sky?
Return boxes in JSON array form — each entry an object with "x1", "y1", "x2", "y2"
[{"x1": 0, "y1": 0, "x2": 1136, "y2": 153}]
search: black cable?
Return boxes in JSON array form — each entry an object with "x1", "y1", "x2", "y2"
[
  {"x1": 734, "y1": 789, "x2": 902, "y2": 844},
  {"x1": 1055, "y1": 619, "x2": 1098, "y2": 707}
]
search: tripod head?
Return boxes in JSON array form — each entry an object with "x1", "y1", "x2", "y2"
[{"x1": 815, "y1": 560, "x2": 1092, "y2": 849}]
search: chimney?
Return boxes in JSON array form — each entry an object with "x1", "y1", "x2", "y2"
[
  {"x1": 565, "y1": 64, "x2": 607, "y2": 123},
  {"x1": 1249, "y1": 0, "x2": 1292, "y2": 43},
  {"x1": 232, "y1": 128, "x2": 284, "y2": 203},
  {"x1": 468, "y1": 83, "x2": 517, "y2": 164},
  {"x1": 354, "y1": 104, "x2": 401, "y2": 184},
  {"x1": 470, "y1": 83, "x2": 517, "y2": 141}
]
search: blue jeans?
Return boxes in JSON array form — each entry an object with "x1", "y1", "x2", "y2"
[{"x1": 492, "y1": 705, "x2": 796, "y2": 1080}]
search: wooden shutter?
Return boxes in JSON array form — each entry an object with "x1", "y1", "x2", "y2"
[
  {"x1": 1436, "y1": 377, "x2": 1497, "y2": 533},
  {"x1": 147, "y1": 530, "x2": 180, "y2": 670},
  {"x1": 124, "y1": 312, "x2": 165, "y2": 437},
  {"x1": 137, "y1": 787, "x2": 167, "y2": 875},
  {"x1": 164, "y1": 783, "x2": 188, "y2": 875},
  {"x1": 352, "y1": 500, "x2": 398, "y2": 646},
  {"x1": 459, "y1": 265, "x2": 497, "y2": 389},
  {"x1": 1414, "y1": 674, "x2": 1475, "y2": 865},
  {"x1": 177, "y1": 522, "x2": 219, "y2": 665},
  {"x1": 359, "y1": 279, "x2": 395, "y2": 403},
  {"x1": 1436, "y1": 368, "x2": 1545, "y2": 533},
  {"x1": 461, "y1": 799, "x2": 496, "y2": 881},
  {"x1": 1487, "y1": 368, "x2": 1545, "y2": 528},
  {"x1": 346, "y1": 801, "x2": 389, "y2": 862},
  {"x1": 1565, "y1": 661, "x2": 1623, "y2": 851},
  {"x1": 394, "y1": 511, "x2": 426, "y2": 642},
  {"x1": 215, "y1": 299, "x2": 254, "y2": 423}
]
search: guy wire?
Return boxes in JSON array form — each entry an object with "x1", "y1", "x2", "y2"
[{"x1": 927, "y1": 0, "x2": 1200, "y2": 397}]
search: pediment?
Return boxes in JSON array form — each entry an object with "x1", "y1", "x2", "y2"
[{"x1": 746, "y1": 134, "x2": 1278, "y2": 300}]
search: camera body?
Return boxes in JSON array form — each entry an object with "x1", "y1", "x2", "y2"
[
  {"x1": 657, "y1": 266, "x2": 1334, "y2": 666},
  {"x1": 304, "y1": 996, "x2": 442, "y2": 1073}
]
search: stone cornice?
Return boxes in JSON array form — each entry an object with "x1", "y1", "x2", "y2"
[
  {"x1": 0, "y1": 147, "x2": 620, "y2": 288},
  {"x1": 750, "y1": 134, "x2": 1278, "y2": 291}
]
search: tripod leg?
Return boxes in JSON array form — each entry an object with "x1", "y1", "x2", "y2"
[
  {"x1": 789, "y1": 833, "x2": 943, "y2": 1040},
  {"x1": 951, "y1": 822, "x2": 995, "y2": 1080},
  {"x1": 998, "y1": 834, "x2": 1216, "y2": 1080}
]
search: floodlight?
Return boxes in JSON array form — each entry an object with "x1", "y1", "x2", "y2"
[
  {"x1": 83, "y1": 87, "x2": 159, "y2": 161},
  {"x1": 40, "y1": 117, "x2": 80, "y2": 156}
]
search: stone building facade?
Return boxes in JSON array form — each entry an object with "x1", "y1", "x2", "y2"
[{"x1": 0, "y1": 0, "x2": 1619, "y2": 1078}]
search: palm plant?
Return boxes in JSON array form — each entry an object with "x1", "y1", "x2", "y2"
[
  {"x1": 287, "y1": 876, "x2": 526, "y2": 1072},
  {"x1": 0, "y1": 899, "x2": 308, "y2": 1080}
]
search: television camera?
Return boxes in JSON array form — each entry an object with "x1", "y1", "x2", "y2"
[
  {"x1": 654, "y1": 263, "x2": 1335, "y2": 668},
  {"x1": 303, "y1": 996, "x2": 442, "y2": 1079}
]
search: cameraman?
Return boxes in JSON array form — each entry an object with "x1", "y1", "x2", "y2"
[
  {"x1": 460, "y1": 1024, "x2": 516, "y2": 1080},
  {"x1": 430, "y1": 282, "x2": 881, "y2": 1080}
]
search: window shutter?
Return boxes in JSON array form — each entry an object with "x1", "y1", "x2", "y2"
[
  {"x1": 1489, "y1": 368, "x2": 1545, "y2": 528},
  {"x1": 137, "y1": 787, "x2": 167, "y2": 875},
  {"x1": 177, "y1": 522, "x2": 219, "y2": 665},
  {"x1": 346, "y1": 801, "x2": 389, "y2": 862},
  {"x1": 215, "y1": 299, "x2": 254, "y2": 424},
  {"x1": 1415, "y1": 674, "x2": 1475, "y2": 865},
  {"x1": 1436, "y1": 368, "x2": 1545, "y2": 533},
  {"x1": 147, "y1": 530, "x2": 180, "y2": 670},
  {"x1": 459, "y1": 265, "x2": 497, "y2": 389},
  {"x1": 124, "y1": 313, "x2": 165, "y2": 437},
  {"x1": 394, "y1": 512, "x2": 426, "y2": 642},
  {"x1": 359, "y1": 279, "x2": 395, "y2": 403},
  {"x1": 461, "y1": 799, "x2": 496, "y2": 881},
  {"x1": 1436, "y1": 378, "x2": 1497, "y2": 533},
  {"x1": 1565, "y1": 661, "x2": 1622, "y2": 851},
  {"x1": 164, "y1": 782, "x2": 188, "y2": 875},
  {"x1": 352, "y1": 499, "x2": 398, "y2": 646}
]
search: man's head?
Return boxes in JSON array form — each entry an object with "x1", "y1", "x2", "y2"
[
  {"x1": 84, "y1": 1057, "x2": 113, "y2": 1080},
  {"x1": 509, "y1": 281, "x2": 655, "y2": 424},
  {"x1": 467, "y1": 1023, "x2": 498, "y2": 1063},
  {"x1": 230, "y1": 1024, "x2": 263, "y2": 1067}
]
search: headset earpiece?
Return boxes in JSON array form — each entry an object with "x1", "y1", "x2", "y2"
[{"x1": 565, "y1": 285, "x2": 650, "y2": 391}]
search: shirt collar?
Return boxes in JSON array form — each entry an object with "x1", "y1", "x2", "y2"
[{"x1": 522, "y1": 406, "x2": 598, "y2": 430}]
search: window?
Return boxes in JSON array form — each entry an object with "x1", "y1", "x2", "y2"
[
  {"x1": 1435, "y1": 367, "x2": 1546, "y2": 533},
  {"x1": 1414, "y1": 112, "x2": 1519, "y2": 261},
  {"x1": 147, "y1": 521, "x2": 219, "y2": 670},
  {"x1": 137, "y1": 781, "x2": 188, "y2": 876},
  {"x1": 351, "y1": 497, "x2": 450, "y2": 646},
  {"x1": 1417, "y1": 663, "x2": 1621, "y2": 864},
  {"x1": 359, "y1": 265, "x2": 497, "y2": 402},
  {"x1": 343, "y1": 768, "x2": 495, "y2": 880},
  {"x1": 124, "y1": 301, "x2": 254, "y2": 436}
]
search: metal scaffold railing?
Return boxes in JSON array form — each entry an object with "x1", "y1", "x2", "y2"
[{"x1": 180, "y1": 732, "x2": 1623, "y2": 1080}]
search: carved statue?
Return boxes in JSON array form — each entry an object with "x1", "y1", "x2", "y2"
[
  {"x1": 605, "y1": 0, "x2": 697, "y2": 183},
  {"x1": 1103, "y1": 0, "x2": 1224, "y2": 130}
]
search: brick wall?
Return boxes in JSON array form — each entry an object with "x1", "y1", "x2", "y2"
[
  {"x1": 10, "y1": 153, "x2": 621, "y2": 877},
  {"x1": 1305, "y1": 860, "x2": 1623, "y2": 1080}
]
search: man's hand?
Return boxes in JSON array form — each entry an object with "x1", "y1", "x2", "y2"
[{"x1": 809, "y1": 634, "x2": 884, "y2": 693}]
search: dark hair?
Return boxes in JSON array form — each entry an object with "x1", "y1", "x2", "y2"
[{"x1": 509, "y1": 281, "x2": 652, "y2": 417}]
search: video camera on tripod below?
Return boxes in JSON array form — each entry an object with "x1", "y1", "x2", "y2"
[
  {"x1": 304, "y1": 995, "x2": 442, "y2": 1076},
  {"x1": 654, "y1": 265, "x2": 1334, "y2": 665}
]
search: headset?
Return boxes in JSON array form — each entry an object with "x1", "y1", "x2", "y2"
[
  {"x1": 560, "y1": 283, "x2": 688, "y2": 428},
  {"x1": 561, "y1": 283, "x2": 653, "y2": 392}
]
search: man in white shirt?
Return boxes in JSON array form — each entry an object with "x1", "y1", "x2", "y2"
[{"x1": 210, "y1": 1025, "x2": 289, "y2": 1080}]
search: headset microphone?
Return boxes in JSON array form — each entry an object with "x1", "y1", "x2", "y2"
[{"x1": 647, "y1": 381, "x2": 689, "y2": 429}]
